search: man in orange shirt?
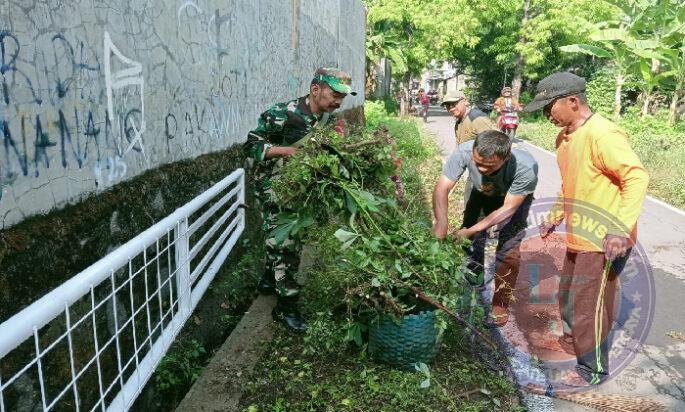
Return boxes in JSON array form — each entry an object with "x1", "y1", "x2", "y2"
[{"x1": 524, "y1": 72, "x2": 649, "y2": 387}]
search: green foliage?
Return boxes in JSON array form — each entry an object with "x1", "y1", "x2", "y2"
[
  {"x1": 586, "y1": 67, "x2": 620, "y2": 116},
  {"x1": 267, "y1": 102, "x2": 474, "y2": 360},
  {"x1": 561, "y1": 0, "x2": 685, "y2": 117},
  {"x1": 365, "y1": 0, "x2": 480, "y2": 80},
  {"x1": 271, "y1": 123, "x2": 468, "y2": 320},
  {"x1": 364, "y1": 100, "x2": 429, "y2": 161},
  {"x1": 464, "y1": 0, "x2": 616, "y2": 98},
  {"x1": 240, "y1": 328, "x2": 524, "y2": 412},
  {"x1": 270, "y1": 129, "x2": 397, "y2": 228},
  {"x1": 238, "y1": 108, "x2": 520, "y2": 412},
  {"x1": 155, "y1": 340, "x2": 207, "y2": 392},
  {"x1": 364, "y1": 100, "x2": 396, "y2": 129}
]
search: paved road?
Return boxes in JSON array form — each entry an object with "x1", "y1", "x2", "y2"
[{"x1": 421, "y1": 106, "x2": 685, "y2": 411}]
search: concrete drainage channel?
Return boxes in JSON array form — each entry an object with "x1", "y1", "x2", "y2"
[
  {"x1": 177, "y1": 247, "x2": 319, "y2": 411},
  {"x1": 177, "y1": 295, "x2": 277, "y2": 411}
]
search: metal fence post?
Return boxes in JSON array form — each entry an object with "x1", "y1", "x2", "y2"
[
  {"x1": 175, "y1": 217, "x2": 192, "y2": 319},
  {"x1": 239, "y1": 171, "x2": 246, "y2": 228}
]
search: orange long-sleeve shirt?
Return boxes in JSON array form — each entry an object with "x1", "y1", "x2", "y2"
[{"x1": 549, "y1": 114, "x2": 649, "y2": 252}]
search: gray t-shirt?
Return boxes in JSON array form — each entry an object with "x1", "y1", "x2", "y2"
[{"x1": 443, "y1": 140, "x2": 538, "y2": 197}]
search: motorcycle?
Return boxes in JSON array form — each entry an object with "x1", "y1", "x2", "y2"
[
  {"x1": 417, "y1": 96, "x2": 430, "y2": 122},
  {"x1": 419, "y1": 103, "x2": 429, "y2": 122},
  {"x1": 498, "y1": 108, "x2": 519, "y2": 139}
]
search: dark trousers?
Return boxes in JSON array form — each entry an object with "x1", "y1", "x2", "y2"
[
  {"x1": 461, "y1": 189, "x2": 532, "y2": 308},
  {"x1": 558, "y1": 249, "x2": 629, "y2": 384}
]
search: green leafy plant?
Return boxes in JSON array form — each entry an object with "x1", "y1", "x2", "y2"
[
  {"x1": 270, "y1": 124, "x2": 475, "y2": 351},
  {"x1": 415, "y1": 362, "x2": 432, "y2": 388},
  {"x1": 155, "y1": 339, "x2": 207, "y2": 392}
]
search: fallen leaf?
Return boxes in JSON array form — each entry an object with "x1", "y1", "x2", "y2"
[{"x1": 667, "y1": 331, "x2": 685, "y2": 342}]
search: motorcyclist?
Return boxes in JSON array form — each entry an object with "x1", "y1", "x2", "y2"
[
  {"x1": 493, "y1": 86, "x2": 522, "y2": 138},
  {"x1": 493, "y1": 86, "x2": 522, "y2": 113}
]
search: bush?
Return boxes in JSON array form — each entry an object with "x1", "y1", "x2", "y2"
[
  {"x1": 365, "y1": 98, "x2": 399, "y2": 129},
  {"x1": 155, "y1": 340, "x2": 206, "y2": 392},
  {"x1": 586, "y1": 67, "x2": 617, "y2": 117}
]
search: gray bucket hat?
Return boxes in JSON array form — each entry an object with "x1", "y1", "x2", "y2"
[
  {"x1": 524, "y1": 72, "x2": 586, "y2": 112},
  {"x1": 440, "y1": 90, "x2": 466, "y2": 106}
]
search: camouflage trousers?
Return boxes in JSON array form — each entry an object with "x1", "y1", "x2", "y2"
[{"x1": 256, "y1": 178, "x2": 302, "y2": 298}]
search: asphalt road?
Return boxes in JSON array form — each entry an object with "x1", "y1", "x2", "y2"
[{"x1": 421, "y1": 105, "x2": 685, "y2": 411}]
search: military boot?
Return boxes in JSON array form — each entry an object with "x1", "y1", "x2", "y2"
[
  {"x1": 272, "y1": 295, "x2": 307, "y2": 333},
  {"x1": 257, "y1": 269, "x2": 277, "y2": 295}
]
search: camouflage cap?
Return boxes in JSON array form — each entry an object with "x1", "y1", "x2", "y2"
[{"x1": 313, "y1": 67, "x2": 357, "y2": 96}]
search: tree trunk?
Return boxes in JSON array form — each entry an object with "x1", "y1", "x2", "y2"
[
  {"x1": 511, "y1": 0, "x2": 530, "y2": 99},
  {"x1": 400, "y1": 93, "x2": 407, "y2": 117},
  {"x1": 512, "y1": 56, "x2": 524, "y2": 100},
  {"x1": 669, "y1": 91, "x2": 679, "y2": 125},
  {"x1": 641, "y1": 92, "x2": 651, "y2": 118},
  {"x1": 614, "y1": 73, "x2": 624, "y2": 121},
  {"x1": 365, "y1": 61, "x2": 377, "y2": 97},
  {"x1": 651, "y1": 58, "x2": 661, "y2": 74},
  {"x1": 399, "y1": 73, "x2": 411, "y2": 117},
  {"x1": 640, "y1": 58, "x2": 660, "y2": 118}
]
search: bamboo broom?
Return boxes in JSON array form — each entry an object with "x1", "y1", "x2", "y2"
[{"x1": 525, "y1": 384, "x2": 668, "y2": 412}]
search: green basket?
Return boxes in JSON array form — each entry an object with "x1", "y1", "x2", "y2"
[{"x1": 368, "y1": 310, "x2": 441, "y2": 370}]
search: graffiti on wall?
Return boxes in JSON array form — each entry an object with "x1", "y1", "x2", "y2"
[{"x1": 0, "y1": 0, "x2": 366, "y2": 227}]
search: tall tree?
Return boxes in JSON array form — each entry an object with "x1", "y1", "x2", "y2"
[
  {"x1": 511, "y1": 0, "x2": 530, "y2": 99},
  {"x1": 466, "y1": 0, "x2": 615, "y2": 100},
  {"x1": 561, "y1": 29, "x2": 636, "y2": 120},
  {"x1": 364, "y1": 0, "x2": 479, "y2": 89},
  {"x1": 562, "y1": 0, "x2": 685, "y2": 119}
]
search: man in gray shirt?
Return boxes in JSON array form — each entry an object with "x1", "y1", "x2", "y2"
[{"x1": 433, "y1": 130, "x2": 538, "y2": 326}]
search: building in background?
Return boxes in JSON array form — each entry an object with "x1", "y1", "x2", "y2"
[{"x1": 419, "y1": 60, "x2": 466, "y2": 96}]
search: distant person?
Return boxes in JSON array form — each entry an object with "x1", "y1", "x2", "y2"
[
  {"x1": 493, "y1": 86, "x2": 522, "y2": 139},
  {"x1": 432, "y1": 130, "x2": 538, "y2": 326},
  {"x1": 526, "y1": 72, "x2": 649, "y2": 387},
  {"x1": 417, "y1": 88, "x2": 430, "y2": 121},
  {"x1": 441, "y1": 90, "x2": 494, "y2": 144},
  {"x1": 493, "y1": 86, "x2": 522, "y2": 112},
  {"x1": 244, "y1": 67, "x2": 356, "y2": 332}
]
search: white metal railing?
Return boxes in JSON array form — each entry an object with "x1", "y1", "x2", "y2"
[{"x1": 0, "y1": 168, "x2": 246, "y2": 412}]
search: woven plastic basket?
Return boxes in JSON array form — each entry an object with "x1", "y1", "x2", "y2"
[{"x1": 368, "y1": 310, "x2": 441, "y2": 370}]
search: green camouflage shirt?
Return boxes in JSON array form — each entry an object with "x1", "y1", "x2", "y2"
[{"x1": 244, "y1": 95, "x2": 335, "y2": 163}]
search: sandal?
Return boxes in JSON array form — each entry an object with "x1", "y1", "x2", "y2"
[
  {"x1": 558, "y1": 333, "x2": 574, "y2": 354},
  {"x1": 489, "y1": 305, "x2": 509, "y2": 327}
]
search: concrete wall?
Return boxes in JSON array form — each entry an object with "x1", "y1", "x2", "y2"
[{"x1": 0, "y1": 0, "x2": 366, "y2": 228}]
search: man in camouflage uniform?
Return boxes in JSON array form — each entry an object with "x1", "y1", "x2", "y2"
[{"x1": 244, "y1": 67, "x2": 356, "y2": 332}]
